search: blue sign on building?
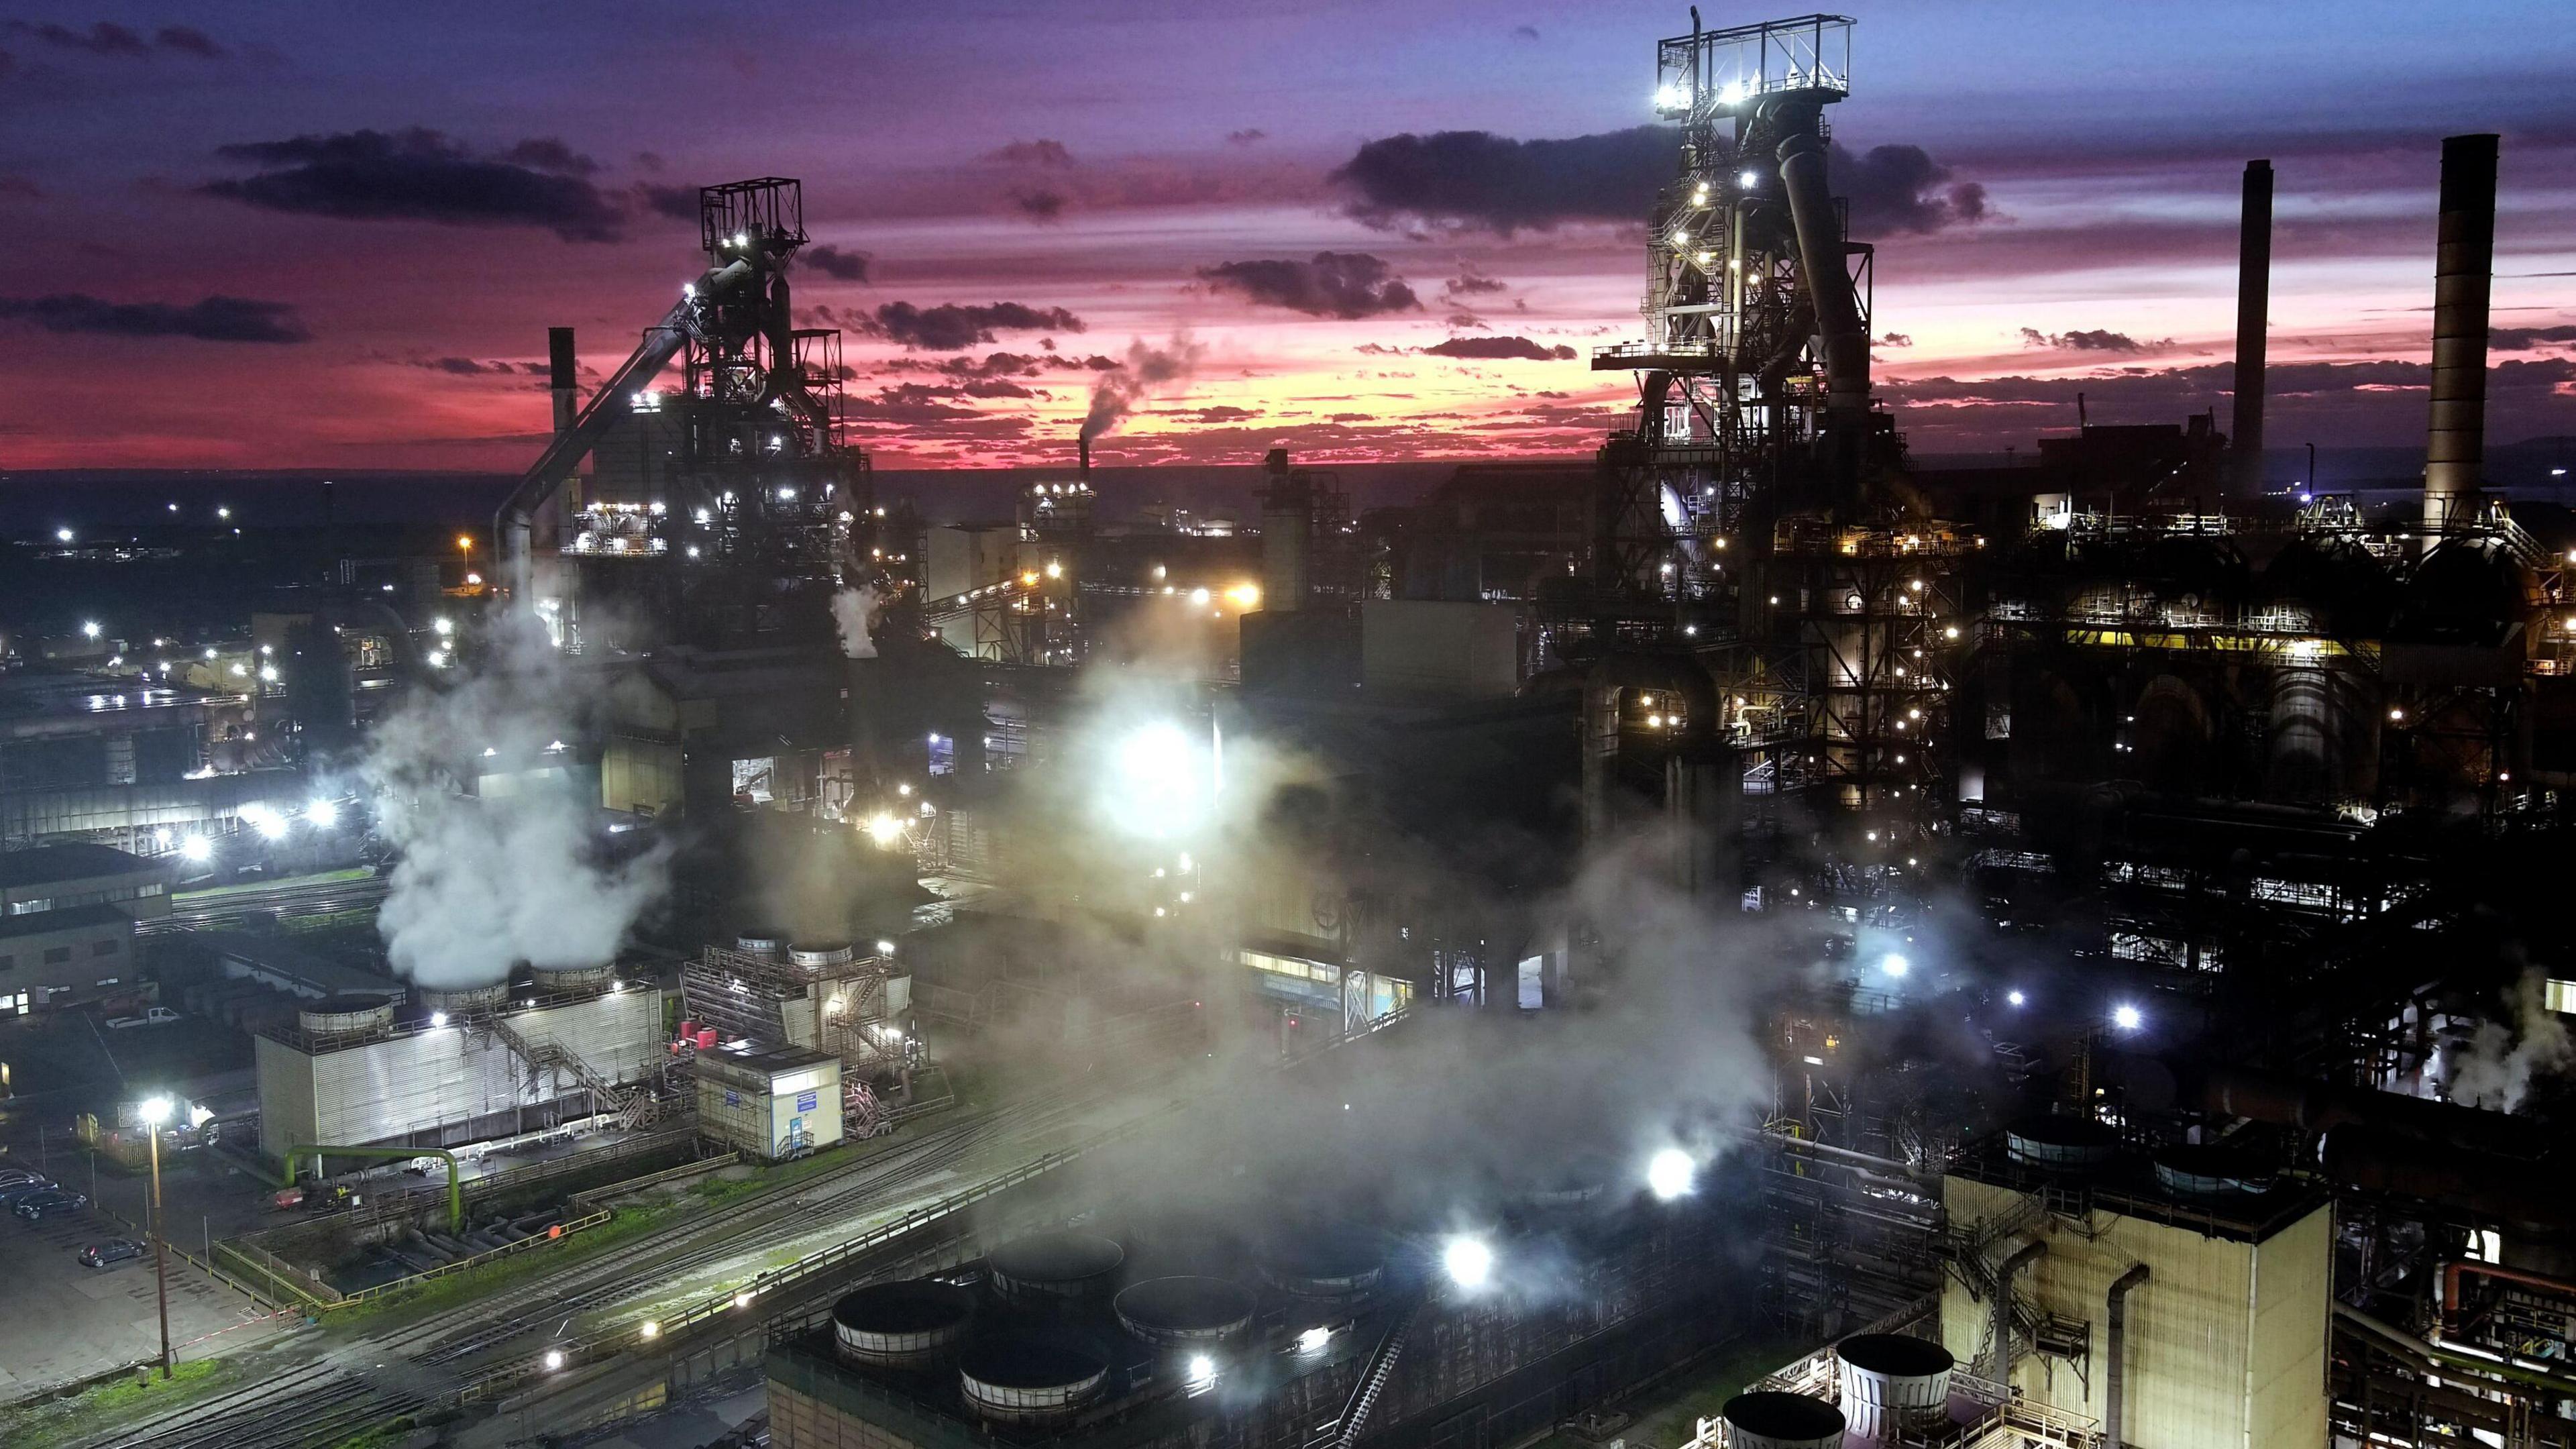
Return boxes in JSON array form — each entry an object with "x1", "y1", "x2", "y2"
[
  {"x1": 796, "y1": 1090, "x2": 818, "y2": 1113},
  {"x1": 723, "y1": 1089, "x2": 741, "y2": 1108}
]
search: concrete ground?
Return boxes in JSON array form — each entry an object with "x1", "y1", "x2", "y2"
[{"x1": 0, "y1": 1191, "x2": 286, "y2": 1398}]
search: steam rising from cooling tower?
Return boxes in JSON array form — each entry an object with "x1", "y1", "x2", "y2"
[
  {"x1": 363, "y1": 613, "x2": 668, "y2": 989},
  {"x1": 2442, "y1": 967, "x2": 2573, "y2": 1112},
  {"x1": 1079, "y1": 335, "x2": 1203, "y2": 447}
]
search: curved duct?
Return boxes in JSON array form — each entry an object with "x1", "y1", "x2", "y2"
[
  {"x1": 1989, "y1": 1240, "x2": 2045, "y2": 1381},
  {"x1": 1774, "y1": 130, "x2": 1870, "y2": 422}
]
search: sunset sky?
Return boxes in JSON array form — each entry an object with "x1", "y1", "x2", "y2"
[{"x1": 2, "y1": 1, "x2": 2571, "y2": 473}]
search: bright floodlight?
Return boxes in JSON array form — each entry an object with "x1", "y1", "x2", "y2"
[
  {"x1": 138, "y1": 1095, "x2": 173, "y2": 1126},
  {"x1": 1652, "y1": 83, "x2": 1689, "y2": 111},
  {"x1": 865, "y1": 812, "x2": 903, "y2": 847},
  {"x1": 306, "y1": 798, "x2": 339, "y2": 831},
  {"x1": 2113, "y1": 1003, "x2": 2144, "y2": 1031},
  {"x1": 543, "y1": 1349, "x2": 565, "y2": 1371},
  {"x1": 82, "y1": 621, "x2": 101, "y2": 639},
  {"x1": 1298, "y1": 1327, "x2": 1330, "y2": 1352},
  {"x1": 1739, "y1": 169, "x2": 1761, "y2": 188},
  {"x1": 1187, "y1": 1353, "x2": 1216, "y2": 1385},
  {"x1": 1647, "y1": 1148, "x2": 1696, "y2": 1201},
  {"x1": 1107, "y1": 721, "x2": 1211, "y2": 839},
  {"x1": 55, "y1": 527, "x2": 73, "y2": 543},
  {"x1": 429, "y1": 1010, "x2": 449, "y2": 1028},
  {"x1": 1882, "y1": 953, "x2": 1909, "y2": 978},
  {"x1": 1442, "y1": 1236, "x2": 1493, "y2": 1289},
  {"x1": 252, "y1": 809, "x2": 289, "y2": 842},
  {"x1": 2006, "y1": 989, "x2": 2027, "y2": 1007},
  {"x1": 179, "y1": 835, "x2": 213, "y2": 863}
]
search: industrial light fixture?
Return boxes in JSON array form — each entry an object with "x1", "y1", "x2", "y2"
[
  {"x1": 2112, "y1": 1003, "x2": 2144, "y2": 1031},
  {"x1": 1298, "y1": 1327, "x2": 1330, "y2": 1353},
  {"x1": 1738, "y1": 169, "x2": 1760, "y2": 188},
  {"x1": 1882, "y1": 953, "x2": 1909, "y2": 978},
  {"x1": 1646, "y1": 1148, "x2": 1695, "y2": 1201},
  {"x1": 543, "y1": 1349, "x2": 565, "y2": 1371},
  {"x1": 2006, "y1": 990, "x2": 2027, "y2": 1007},
  {"x1": 641, "y1": 1320, "x2": 660, "y2": 1338},
  {"x1": 429, "y1": 1010, "x2": 449, "y2": 1028},
  {"x1": 1442, "y1": 1236, "x2": 1494, "y2": 1289}
]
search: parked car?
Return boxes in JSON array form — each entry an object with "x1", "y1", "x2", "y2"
[
  {"x1": 78, "y1": 1238, "x2": 147, "y2": 1268},
  {"x1": 0, "y1": 1167, "x2": 44, "y2": 1188},
  {"x1": 0, "y1": 1176, "x2": 57, "y2": 1205},
  {"x1": 105, "y1": 1007, "x2": 181, "y2": 1030},
  {"x1": 15, "y1": 1188, "x2": 89, "y2": 1220}
]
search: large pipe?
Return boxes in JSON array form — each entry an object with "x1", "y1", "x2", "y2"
[
  {"x1": 2198, "y1": 1064, "x2": 2530, "y2": 1160},
  {"x1": 1776, "y1": 130, "x2": 1870, "y2": 421},
  {"x1": 1990, "y1": 1240, "x2": 2045, "y2": 1382},
  {"x1": 2230, "y1": 160, "x2": 2272, "y2": 498},
  {"x1": 2104, "y1": 1264, "x2": 2150, "y2": 1449},
  {"x1": 2423, "y1": 133, "x2": 2500, "y2": 539},
  {"x1": 2443, "y1": 1260, "x2": 2576, "y2": 1329}
]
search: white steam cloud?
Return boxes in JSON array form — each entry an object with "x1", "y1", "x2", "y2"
[
  {"x1": 364, "y1": 614, "x2": 668, "y2": 988},
  {"x1": 833, "y1": 583, "x2": 883, "y2": 659},
  {"x1": 2441, "y1": 967, "x2": 2572, "y2": 1112}
]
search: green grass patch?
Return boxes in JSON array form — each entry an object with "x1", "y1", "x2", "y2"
[
  {"x1": 0, "y1": 1356, "x2": 242, "y2": 1449},
  {"x1": 331, "y1": 1413, "x2": 417, "y2": 1448},
  {"x1": 321, "y1": 1201, "x2": 688, "y2": 1330}
]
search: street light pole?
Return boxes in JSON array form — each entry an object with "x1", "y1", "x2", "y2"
[{"x1": 140, "y1": 1097, "x2": 173, "y2": 1379}]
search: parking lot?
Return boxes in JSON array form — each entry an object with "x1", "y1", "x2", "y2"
[{"x1": 0, "y1": 1189, "x2": 286, "y2": 1397}]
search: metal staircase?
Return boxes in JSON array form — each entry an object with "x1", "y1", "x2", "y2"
[
  {"x1": 480, "y1": 1015, "x2": 661, "y2": 1132},
  {"x1": 1309, "y1": 1294, "x2": 1428, "y2": 1449}
]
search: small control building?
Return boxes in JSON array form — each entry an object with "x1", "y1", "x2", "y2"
[{"x1": 698, "y1": 1046, "x2": 842, "y2": 1161}]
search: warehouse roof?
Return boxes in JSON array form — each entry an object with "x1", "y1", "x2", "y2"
[{"x1": 0, "y1": 843, "x2": 160, "y2": 888}]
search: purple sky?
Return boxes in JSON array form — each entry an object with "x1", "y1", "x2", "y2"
[{"x1": 1, "y1": 1, "x2": 2570, "y2": 471}]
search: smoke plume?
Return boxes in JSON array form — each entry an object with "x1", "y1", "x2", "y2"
[
  {"x1": 362, "y1": 613, "x2": 667, "y2": 987},
  {"x1": 833, "y1": 583, "x2": 883, "y2": 659},
  {"x1": 1080, "y1": 334, "x2": 1203, "y2": 445},
  {"x1": 2443, "y1": 967, "x2": 2573, "y2": 1112}
]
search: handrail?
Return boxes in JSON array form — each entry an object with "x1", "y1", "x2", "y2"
[
  {"x1": 335, "y1": 1209, "x2": 612, "y2": 1307},
  {"x1": 287, "y1": 1144, "x2": 461, "y2": 1230}
]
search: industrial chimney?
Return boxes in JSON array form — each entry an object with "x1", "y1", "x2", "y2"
[
  {"x1": 1077, "y1": 434, "x2": 1091, "y2": 483},
  {"x1": 2231, "y1": 160, "x2": 2273, "y2": 498},
  {"x1": 2423, "y1": 134, "x2": 2500, "y2": 541},
  {"x1": 547, "y1": 327, "x2": 578, "y2": 439}
]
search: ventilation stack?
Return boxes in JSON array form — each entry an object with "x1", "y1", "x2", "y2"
[
  {"x1": 2230, "y1": 160, "x2": 2272, "y2": 499},
  {"x1": 2423, "y1": 134, "x2": 2500, "y2": 541},
  {"x1": 1260, "y1": 447, "x2": 1309, "y2": 612},
  {"x1": 547, "y1": 327, "x2": 578, "y2": 438}
]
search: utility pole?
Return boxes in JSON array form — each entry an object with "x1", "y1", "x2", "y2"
[{"x1": 140, "y1": 1097, "x2": 174, "y2": 1379}]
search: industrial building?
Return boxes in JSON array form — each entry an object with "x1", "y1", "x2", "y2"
[
  {"x1": 0, "y1": 842, "x2": 170, "y2": 1014},
  {"x1": 254, "y1": 967, "x2": 673, "y2": 1161}
]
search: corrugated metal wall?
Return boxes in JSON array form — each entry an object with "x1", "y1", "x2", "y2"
[
  {"x1": 254, "y1": 1032, "x2": 319, "y2": 1161},
  {"x1": 285, "y1": 991, "x2": 663, "y2": 1148},
  {"x1": 1940, "y1": 1177, "x2": 2331, "y2": 1448}
]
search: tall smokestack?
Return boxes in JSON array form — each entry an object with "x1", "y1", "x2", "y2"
[
  {"x1": 1077, "y1": 434, "x2": 1091, "y2": 482},
  {"x1": 548, "y1": 327, "x2": 578, "y2": 437},
  {"x1": 2231, "y1": 160, "x2": 2273, "y2": 498},
  {"x1": 2424, "y1": 134, "x2": 2499, "y2": 540}
]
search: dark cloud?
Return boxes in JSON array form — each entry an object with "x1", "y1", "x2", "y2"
[
  {"x1": 963, "y1": 379, "x2": 1036, "y2": 398},
  {"x1": 1335, "y1": 125, "x2": 1988, "y2": 238},
  {"x1": 1190, "y1": 405, "x2": 1259, "y2": 422},
  {"x1": 637, "y1": 182, "x2": 698, "y2": 220},
  {"x1": 2018, "y1": 327, "x2": 2169, "y2": 352},
  {"x1": 1329, "y1": 411, "x2": 1372, "y2": 423},
  {"x1": 0, "y1": 292, "x2": 307, "y2": 343},
  {"x1": 801, "y1": 245, "x2": 871, "y2": 282},
  {"x1": 1511, "y1": 24, "x2": 1540, "y2": 40},
  {"x1": 2493, "y1": 325, "x2": 2576, "y2": 350},
  {"x1": 205, "y1": 129, "x2": 629, "y2": 242},
  {"x1": 1332, "y1": 125, "x2": 1672, "y2": 233},
  {"x1": 848, "y1": 383, "x2": 987, "y2": 423},
  {"x1": 1197, "y1": 252, "x2": 1420, "y2": 319},
  {"x1": 1879, "y1": 331, "x2": 1913, "y2": 346},
  {"x1": 498, "y1": 138, "x2": 598, "y2": 176},
  {"x1": 1422, "y1": 335, "x2": 1576, "y2": 362},
  {"x1": 1226, "y1": 129, "x2": 1269, "y2": 147},
  {"x1": 984, "y1": 140, "x2": 1074, "y2": 167},
  {"x1": 1444, "y1": 268, "x2": 1507, "y2": 297},
  {"x1": 1012, "y1": 189, "x2": 1068, "y2": 222},
  {"x1": 860, "y1": 301, "x2": 1086, "y2": 350},
  {"x1": 421, "y1": 356, "x2": 504, "y2": 375},
  {"x1": 153, "y1": 25, "x2": 223, "y2": 58},
  {"x1": 1836, "y1": 143, "x2": 1989, "y2": 235},
  {"x1": 1444, "y1": 311, "x2": 1487, "y2": 329},
  {"x1": 634, "y1": 151, "x2": 666, "y2": 173},
  {"x1": 9, "y1": 20, "x2": 148, "y2": 56}
]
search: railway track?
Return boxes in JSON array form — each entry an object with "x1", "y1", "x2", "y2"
[{"x1": 76, "y1": 1071, "x2": 1128, "y2": 1449}]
